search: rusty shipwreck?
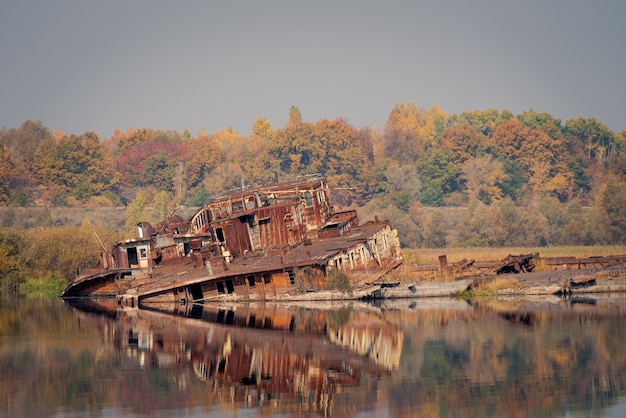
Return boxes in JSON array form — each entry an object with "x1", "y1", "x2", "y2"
[{"x1": 62, "y1": 177, "x2": 403, "y2": 305}]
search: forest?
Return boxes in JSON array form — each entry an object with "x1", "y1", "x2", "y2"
[{"x1": 1, "y1": 103, "x2": 625, "y2": 251}]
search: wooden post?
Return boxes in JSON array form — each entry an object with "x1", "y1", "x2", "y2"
[{"x1": 439, "y1": 255, "x2": 450, "y2": 280}]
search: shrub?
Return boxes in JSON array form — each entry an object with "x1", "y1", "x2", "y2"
[{"x1": 327, "y1": 271, "x2": 351, "y2": 292}]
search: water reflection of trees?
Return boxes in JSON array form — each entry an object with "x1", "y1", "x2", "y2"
[{"x1": 381, "y1": 296, "x2": 626, "y2": 417}]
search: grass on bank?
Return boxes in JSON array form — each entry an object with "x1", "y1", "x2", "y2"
[
  {"x1": 22, "y1": 276, "x2": 67, "y2": 298},
  {"x1": 456, "y1": 277, "x2": 521, "y2": 298}
]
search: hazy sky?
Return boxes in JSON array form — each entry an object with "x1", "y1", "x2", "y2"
[{"x1": 1, "y1": 1, "x2": 624, "y2": 138}]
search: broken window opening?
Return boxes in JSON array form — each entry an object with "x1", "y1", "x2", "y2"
[
  {"x1": 215, "y1": 227, "x2": 225, "y2": 243},
  {"x1": 303, "y1": 191, "x2": 313, "y2": 207},
  {"x1": 127, "y1": 247, "x2": 138, "y2": 267}
]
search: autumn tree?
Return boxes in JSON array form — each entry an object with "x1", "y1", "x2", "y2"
[
  {"x1": 596, "y1": 175, "x2": 626, "y2": 244},
  {"x1": 0, "y1": 119, "x2": 52, "y2": 162},
  {"x1": 26, "y1": 132, "x2": 119, "y2": 203},
  {"x1": 267, "y1": 107, "x2": 317, "y2": 178},
  {"x1": 0, "y1": 145, "x2": 14, "y2": 204},
  {"x1": 460, "y1": 155, "x2": 505, "y2": 204},
  {"x1": 0, "y1": 228, "x2": 26, "y2": 293},
  {"x1": 312, "y1": 118, "x2": 366, "y2": 205},
  {"x1": 382, "y1": 102, "x2": 429, "y2": 164},
  {"x1": 112, "y1": 128, "x2": 189, "y2": 189},
  {"x1": 423, "y1": 209, "x2": 449, "y2": 248},
  {"x1": 286, "y1": 106, "x2": 302, "y2": 128},
  {"x1": 493, "y1": 119, "x2": 573, "y2": 200},
  {"x1": 439, "y1": 123, "x2": 494, "y2": 165},
  {"x1": 456, "y1": 199, "x2": 491, "y2": 247},
  {"x1": 384, "y1": 163, "x2": 421, "y2": 212},
  {"x1": 184, "y1": 131, "x2": 220, "y2": 190}
]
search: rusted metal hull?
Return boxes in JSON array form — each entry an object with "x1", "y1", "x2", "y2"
[{"x1": 64, "y1": 222, "x2": 403, "y2": 304}]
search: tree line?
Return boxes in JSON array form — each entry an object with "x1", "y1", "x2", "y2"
[{"x1": 1, "y1": 104, "x2": 625, "y2": 249}]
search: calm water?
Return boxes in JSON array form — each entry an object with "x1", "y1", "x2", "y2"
[{"x1": 2, "y1": 294, "x2": 626, "y2": 418}]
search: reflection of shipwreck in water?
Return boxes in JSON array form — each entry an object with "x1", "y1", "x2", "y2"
[{"x1": 66, "y1": 299, "x2": 403, "y2": 412}]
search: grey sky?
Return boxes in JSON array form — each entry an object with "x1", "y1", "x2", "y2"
[{"x1": 1, "y1": 1, "x2": 624, "y2": 138}]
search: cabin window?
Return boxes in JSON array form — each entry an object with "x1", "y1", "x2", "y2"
[
  {"x1": 216, "y1": 282, "x2": 225, "y2": 294},
  {"x1": 288, "y1": 269, "x2": 296, "y2": 285},
  {"x1": 232, "y1": 201, "x2": 243, "y2": 212},
  {"x1": 263, "y1": 274, "x2": 271, "y2": 284},
  {"x1": 139, "y1": 247, "x2": 147, "y2": 259},
  {"x1": 303, "y1": 191, "x2": 313, "y2": 207},
  {"x1": 247, "y1": 275, "x2": 255, "y2": 288},
  {"x1": 127, "y1": 248, "x2": 138, "y2": 266},
  {"x1": 225, "y1": 279, "x2": 235, "y2": 293},
  {"x1": 215, "y1": 228, "x2": 225, "y2": 243}
]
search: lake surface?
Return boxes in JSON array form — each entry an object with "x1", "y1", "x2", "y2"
[{"x1": 2, "y1": 294, "x2": 626, "y2": 417}]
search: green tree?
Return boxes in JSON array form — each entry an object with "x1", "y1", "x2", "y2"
[
  {"x1": 151, "y1": 190, "x2": 173, "y2": 224},
  {"x1": 416, "y1": 148, "x2": 459, "y2": 206},
  {"x1": 143, "y1": 152, "x2": 178, "y2": 193},
  {"x1": 564, "y1": 117, "x2": 618, "y2": 160},
  {"x1": 125, "y1": 190, "x2": 149, "y2": 236},
  {"x1": 449, "y1": 108, "x2": 514, "y2": 137},
  {"x1": 186, "y1": 187, "x2": 211, "y2": 206},
  {"x1": 567, "y1": 158, "x2": 591, "y2": 196},
  {"x1": 498, "y1": 158, "x2": 528, "y2": 200},
  {"x1": 517, "y1": 109, "x2": 563, "y2": 140}
]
